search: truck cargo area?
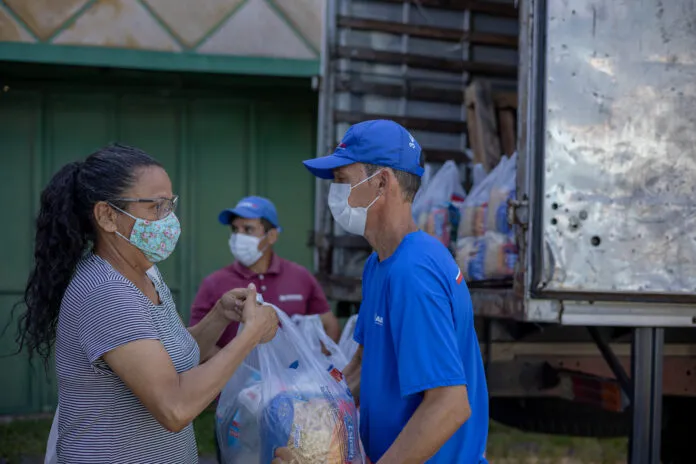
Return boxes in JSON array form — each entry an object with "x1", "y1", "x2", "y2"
[{"x1": 310, "y1": 1, "x2": 696, "y2": 463}]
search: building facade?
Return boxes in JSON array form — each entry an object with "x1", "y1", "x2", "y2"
[{"x1": 0, "y1": 0, "x2": 323, "y2": 415}]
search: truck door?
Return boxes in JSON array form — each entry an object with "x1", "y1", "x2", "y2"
[{"x1": 518, "y1": 0, "x2": 696, "y2": 326}]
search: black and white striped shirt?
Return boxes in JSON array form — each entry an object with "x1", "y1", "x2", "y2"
[{"x1": 55, "y1": 254, "x2": 200, "y2": 463}]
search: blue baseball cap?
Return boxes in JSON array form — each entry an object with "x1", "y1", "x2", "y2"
[
  {"x1": 218, "y1": 196, "x2": 282, "y2": 231},
  {"x1": 302, "y1": 119, "x2": 424, "y2": 179}
]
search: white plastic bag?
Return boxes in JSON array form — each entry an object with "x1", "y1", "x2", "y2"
[
  {"x1": 257, "y1": 306, "x2": 363, "y2": 464},
  {"x1": 45, "y1": 405, "x2": 59, "y2": 464},
  {"x1": 412, "y1": 160, "x2": 466, "y2": 228},
  {"x1": 471, "y1": 163, "x2": 487, "y2": 188},
  {"x1": 486, "y1": 152, "x2": 517, "y2": 236},
  {"x1": 338, "y1": 315, "x2": 360, "y2": 361},
  {"x1": 458, "y1": 156, "x2": 510, "y2": 238},
  {"x1": 411, "y1": 163, "x2": 433, "y2": 214},
  {"x1": 216, "y1": 361, "x2": 263, "y2": 464},
  {"x1": 482, "y1": 231, "x2": 518, "y2": 279},
  {"x1": 455, "y1": 236, "x2": 483, "y2": 281},
  {"x1": 291, "y1": 314, "x2": 349, "y2": 371}
]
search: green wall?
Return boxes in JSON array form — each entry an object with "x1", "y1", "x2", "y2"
[{"x1": 0, "y1": 65, "x2": 317, "y2": 415}]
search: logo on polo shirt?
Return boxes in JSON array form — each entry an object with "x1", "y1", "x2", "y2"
[
  {"x1": 279, "y1": 294, "x2": 303, "y2": 302},
  {"x1": 456, "y1": 268, "x2": 464, "y2": 285},
  {"x1": 374, "y1": 315, "x2": 384, "y2": 326}
]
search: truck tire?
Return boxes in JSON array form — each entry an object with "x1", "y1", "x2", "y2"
[{"x1": 490, "y1": 397, "x2": 630, "y2": 438}]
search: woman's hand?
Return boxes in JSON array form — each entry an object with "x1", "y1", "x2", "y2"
[
  {"x1": 243, "y1": 283, "x2": 278, "y2": 343},
  {"x1": 214, "y1": 287, "x2": 250, "y2": 323}
]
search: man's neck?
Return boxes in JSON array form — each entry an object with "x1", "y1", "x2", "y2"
[
  {"x1": 248, "y1": 250, "x2": 273, "y2": 274},
  {"x1": 367, "y1": 205, "x2": 418, "y2": 262}
]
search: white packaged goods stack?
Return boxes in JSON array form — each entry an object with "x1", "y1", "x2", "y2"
[
  {"x1": 412, "y1": 154, "x2": 518, "y2": 283},
  {"x1": 455, "y1": 154, "x2": 518, "y2": 282}
]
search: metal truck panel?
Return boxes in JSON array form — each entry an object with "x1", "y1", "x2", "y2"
[{"x1": 530, "y1": 0, "x2": 696, "y2": 299}]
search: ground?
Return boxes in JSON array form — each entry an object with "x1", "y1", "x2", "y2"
[{"x1": 0, "y1": 407, "x2": 627, "y2": 464}]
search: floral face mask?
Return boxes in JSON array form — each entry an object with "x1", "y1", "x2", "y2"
[{"x1": 110, "y1": 204, "x2": 182, "y2": 263}]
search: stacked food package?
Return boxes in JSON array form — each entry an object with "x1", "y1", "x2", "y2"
[
  {"x1": 412, "y1": 160, "x2": 467, "y2": 251},
  {"x1": 455, "y1": 153, "x2": 518, "y2": 281}
]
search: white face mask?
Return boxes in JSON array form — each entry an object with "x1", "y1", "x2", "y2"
[
  {"x1": 328, "y1": 170, "x2": 382, "y2": 236},
  {"x1": 229, "y1": 233, "x2": 266, "y2": 267}
]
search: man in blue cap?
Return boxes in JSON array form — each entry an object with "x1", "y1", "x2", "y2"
[
  {"x1": 273, "y1": 120, "x2": 488, "y2": 464},
  {"x1": 190, "y1": 195, "x2": 340, "y2": 355}
]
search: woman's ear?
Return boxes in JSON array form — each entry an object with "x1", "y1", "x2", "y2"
[{"x1": 93, "y1": 202, "x2": 119, "y2": 233}]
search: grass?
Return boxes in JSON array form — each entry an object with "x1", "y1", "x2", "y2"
[{"x1": 0, "y1": 409, "x2": 627, "y2": 464}]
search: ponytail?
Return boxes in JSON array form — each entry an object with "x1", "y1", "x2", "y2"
[
  {"x1": 13, "y1": 143, "x2": 162, "y2": 366},
  {"x1": 16, "y1": 161, "x2": 90, "y2": 365}
]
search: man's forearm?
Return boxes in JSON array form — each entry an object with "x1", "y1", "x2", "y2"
[
  {"x1": 188, "y1": 303, "x2": 228, "y2": 361},
  {"x1": 377, "y1": 386, "x2": 471, "y2": 464}
]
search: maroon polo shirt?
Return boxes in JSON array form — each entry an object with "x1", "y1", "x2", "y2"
[{"x1": 190, "y1": 253, "x2": 330, "y2": 347}]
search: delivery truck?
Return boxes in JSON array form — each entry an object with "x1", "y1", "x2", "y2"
[{"x1": 307, "y1": 1, "x2": 696, "y2": 463}]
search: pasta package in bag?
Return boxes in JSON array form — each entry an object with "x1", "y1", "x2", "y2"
[{"x1": 258, "y1": 306, "x2": 363, "y2": 464}]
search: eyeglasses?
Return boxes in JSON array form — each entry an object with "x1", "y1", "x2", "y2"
[{"x1": 112, "y1": 195, "x2": 179, "y2": 220}]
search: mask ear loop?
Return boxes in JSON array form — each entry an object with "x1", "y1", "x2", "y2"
[
  {"x1": 350, "y1": 169, "x2": 383, "y2": 191},
  {"x1": 107, "y1": 202, "x2": 136, "y2": 244},
  {"x1": 366, "y1": 194, "x2": 380, "y2": 210},
  {"x1": 258, "y1": 233, "x2": 270, "y2": 255},
  {"x1": 350, "y1": 169, "x2": 384, "y2": 210}
]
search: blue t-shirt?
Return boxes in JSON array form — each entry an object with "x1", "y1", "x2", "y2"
[{"x1": 354, "y1": 231, "x2": 488, "y2": 463}]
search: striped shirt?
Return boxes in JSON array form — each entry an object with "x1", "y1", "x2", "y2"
[{"x1": 55, "y1": 254, "x2": 200, "y2": 463}]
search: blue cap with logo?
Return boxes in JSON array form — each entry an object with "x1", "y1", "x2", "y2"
[
  {"x1": 218, "y1": 196, "x2": 282, "y2": 231},
  {"x1": 302, "y1": 119, "x2": 424, "y2": 179}
]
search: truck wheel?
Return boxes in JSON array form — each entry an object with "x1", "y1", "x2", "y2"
[{"x1": 490, "y1": 397, "x2": 630, "y2": 437}]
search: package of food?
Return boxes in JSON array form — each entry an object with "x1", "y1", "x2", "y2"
[
  {"x1": 455, "y1": 237, "x2": 481, "y2": 281},
  {"x1": 485, "y1": 152, "x2": 517, "y2": 236},
  {"x1": 456, "y1": 237, "x2": 486, "y2": 281},
  {"x1": 258, "y1": 306, "x2": 363, "y2": 464},
  {"x1": 216, "y1": 363, "x2": 263, "y2": 464},
  {"x1": 424, "y1": 206, "x2": 451, "y2": 247},
  {"x1": 482, "y1": 231, "x2": 518, "y2": 279},
  {"x1": 291, "y1": 314, "x2": 349, "y2": 371},
  {"x1": 412, "y1": 161, "x2": 466, "y2": 225},
  {"x1": 458, "y1": 156, "x2": 510, "y2": 239}
]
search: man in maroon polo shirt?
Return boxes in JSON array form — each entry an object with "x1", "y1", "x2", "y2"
[{"x1": 190, "y1": 195, "x2": 340, "y2": 360}]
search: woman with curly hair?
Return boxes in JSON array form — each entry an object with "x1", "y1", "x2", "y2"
[{"x1": 16, "y1": 144, "x2": 278, "y2": 463}]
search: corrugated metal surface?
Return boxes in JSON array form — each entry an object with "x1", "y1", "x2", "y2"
[
  {"x1": 312, "y1": 0, "x2": 519, "y2": 303},
  {"x1": 0, "y1": 66, "x2": 316, "y2": 414}
]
